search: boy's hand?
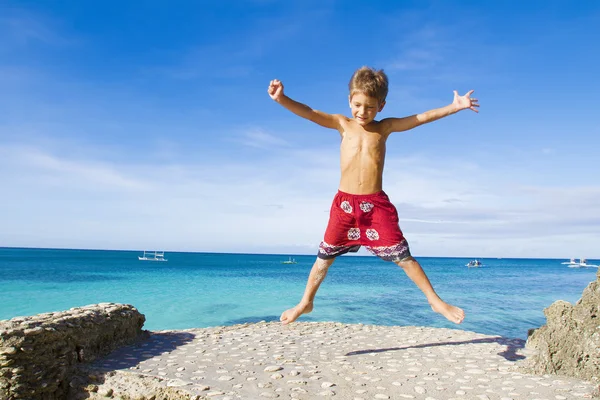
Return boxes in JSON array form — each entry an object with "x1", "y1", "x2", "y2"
[
  {"x1": 268, "y1": 79, "x2": 284, "y2": 102},
  {"x1": 453, "y1": 90, "x2": 479, "y2": 113}
]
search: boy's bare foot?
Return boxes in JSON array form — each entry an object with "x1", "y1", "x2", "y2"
[
  {"x1": 430, "y1": 299, "x2": 465, "y2": 324},
  {"x1": 280, "y1": 302, "x2": 313, "y2": 325}
]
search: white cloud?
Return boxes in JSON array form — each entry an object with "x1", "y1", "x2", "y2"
[
  {"x1": 0, "y1": 141, "x2": 335, "y2": 253},
  {"x1": 235, "y1": 128, "x2": 291, "y2": 149},
  {"x1": 5, "y1": 145, "x2": 146, "y2": 191},
  {"x1": 1, "y1": 138, "x2": 599, "y2": 259},
  {"x1": 381, "y1": 153, "x2": 600, "y2": 257}
]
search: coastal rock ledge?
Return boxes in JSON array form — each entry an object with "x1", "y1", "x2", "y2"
[
  {"x1": 525, "y1": 267, "x2": 600, "y2": 382},
  {"x1": 2, "y1": 300, "x2": 599, "y2": 400},
  {"x1": 0, "y1": 303, "x2": 146, "y2": 400}
]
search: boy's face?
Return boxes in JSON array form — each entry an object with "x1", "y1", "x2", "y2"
[{"x1": 349, "y1": 92, "x2": 385, "y2": 126}]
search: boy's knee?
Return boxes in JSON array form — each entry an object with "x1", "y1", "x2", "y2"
[
  {"x1": 395, "y1": 256, "x2": 417, "y2": 269},
  {"x1": 316, "y1": 258, "x2": 335, "y2": 269}
]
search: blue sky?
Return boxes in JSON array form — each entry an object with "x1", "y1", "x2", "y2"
[{"x1": 1, "y1": 0, "x2": 599, "y2": 258}]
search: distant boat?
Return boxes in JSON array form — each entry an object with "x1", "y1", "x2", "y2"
[
  {"x1": 281, "y1": 257, "x2": 297, "y2": 264},
  {"x1": 466, "y1": 259, "x2": 482, "y2": 268},
  {"x1": 577, "y1": 258, "x2": 599, "y2": 268},
  {"x1": 561, "y1": 258, "x2": 579, "y2": 266},
  {"x1": 138, "y1": 251, "x2": 168, "y2": 262},
  {"x1": 563, "y1": 258, "x2": 599, "y2": 268}
]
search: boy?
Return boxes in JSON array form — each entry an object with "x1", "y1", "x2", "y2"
[{"x1": 268, "y1": 66, "x2": 479, "y2": 325}]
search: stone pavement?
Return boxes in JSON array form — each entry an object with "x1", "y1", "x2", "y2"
[{"x1": 86, "y1": 322, "x2": 598, "y2": 399}]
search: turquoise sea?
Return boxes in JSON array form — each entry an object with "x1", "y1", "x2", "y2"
[{"x1": 1, "y1": 247, "x2": 597, "y2": 340}]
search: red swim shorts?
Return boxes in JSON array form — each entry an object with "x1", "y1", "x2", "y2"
[{"x1": 317, "y1": 190, "x2": 412, "y2": 262}]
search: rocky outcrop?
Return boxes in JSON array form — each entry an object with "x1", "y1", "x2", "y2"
[
  {"x1": 525, "y1": 268, "x2": 600, "y2": 382},
  {"x1": 0, "y1": 303, "x2": 146, "y2": 399}
]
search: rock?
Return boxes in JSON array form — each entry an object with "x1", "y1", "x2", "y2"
[
  {"x1": 0, "y1": 303, "x2": 146, "y2": 399},
  {"x1": 525, "y1": 268, "x2": 600, "y2": 382}
]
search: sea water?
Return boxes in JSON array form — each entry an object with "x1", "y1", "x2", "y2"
[{"x1": 1, "y1": 247, "x2": 597, "y2": 339}]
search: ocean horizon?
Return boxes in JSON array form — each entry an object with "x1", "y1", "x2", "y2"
[{"x1": 1, "y1": 247, "x2": 597, "y2": 340}]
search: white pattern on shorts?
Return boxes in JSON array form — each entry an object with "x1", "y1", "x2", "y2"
[
  {"x1": 347, "y1": 228, "x2": 360, "y2": 240},
  {"x1": 366, "y1": 229, "x2": 379, "y2": 241},
  {"x1": 360, "y1": 201, "x2": 374, "y2": 213},
  {"x1": 340, "y1": 201, "x2": 352, "y2": 214}
]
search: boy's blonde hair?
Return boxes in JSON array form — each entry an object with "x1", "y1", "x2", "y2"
[{"x1": 348, "y1": 66, "x2": 389, "y2": 105}]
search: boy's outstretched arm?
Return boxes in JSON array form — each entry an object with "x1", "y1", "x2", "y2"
[
  {"x1": 268, "y1": 79, "x2": 342, "y2": 130},
  {"x1": 382, "y1": 90, "x2": 479, "y2": 134}
]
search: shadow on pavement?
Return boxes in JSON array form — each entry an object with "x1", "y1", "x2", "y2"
[
  {"x1": 345, "y1": 336, "x2": 526, "y2": 361},
  {"x1": 91, "y1": 331, "x2": 197, "y2": 371}
]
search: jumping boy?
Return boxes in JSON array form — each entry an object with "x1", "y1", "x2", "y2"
[{"x1": 268, "y1": 66, "x2": 479, "y2": 325}]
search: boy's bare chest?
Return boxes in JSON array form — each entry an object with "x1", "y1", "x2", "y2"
[{"x1": 341, "y1": 131, "x2": 386, "y2": 153}]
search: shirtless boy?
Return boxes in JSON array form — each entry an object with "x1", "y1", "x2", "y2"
[{"x1": 268, "y1": 66, "x2": 479, "y2": 325}]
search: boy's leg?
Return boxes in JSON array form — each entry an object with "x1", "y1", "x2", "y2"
[
  {"x1": 359, "y1": 191, "x2": 464, "y2": 324},
  {"x1": 280, "y1": 257, "x2": 335, "y2": 325},
  {"x1": 395, "y1": 257, "x2": 465, "y2": 324}
]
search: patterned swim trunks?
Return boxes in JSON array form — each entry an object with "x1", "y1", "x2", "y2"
[{"x1": 317, "y1": 190, "x2": 412, "y2": 262}]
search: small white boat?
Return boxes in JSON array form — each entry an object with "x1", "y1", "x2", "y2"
[
  {"x1": 138, "y1": 251, "x2": 168, "y2": 262},
  {"x1": 561, "y1": 258, "x2": 579, "y2": 266},
  {"x1": 281, "y1": 257, "x2": 297, "y2": 264},
  {"x1": 466, "y1": 259, "x2": 482, "y2": 268},
  {"x1": 578, "y1": 259, "x2": 599, "y2": 268}
]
